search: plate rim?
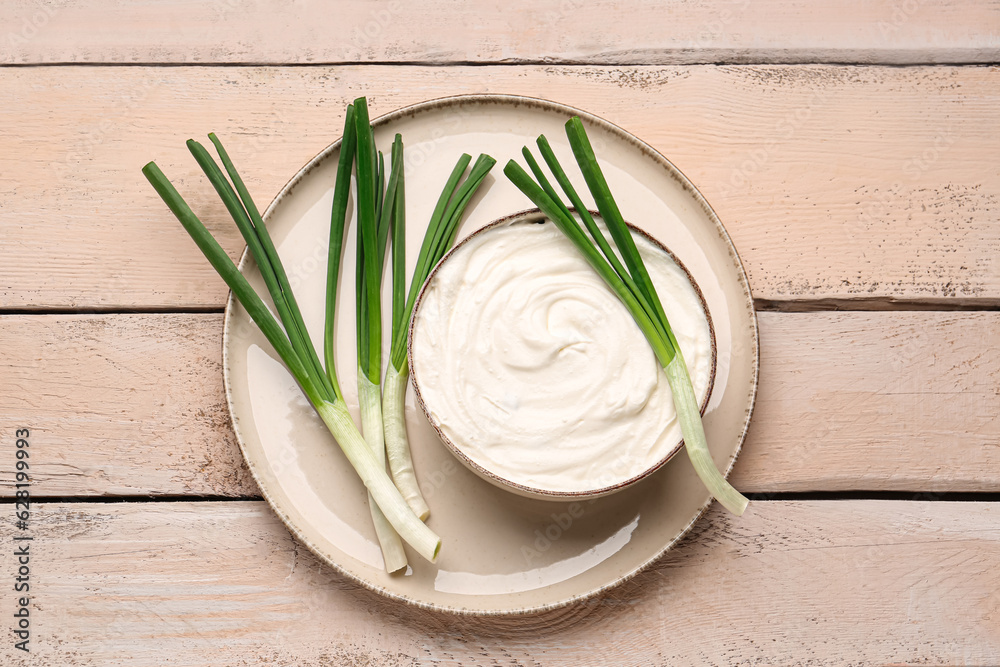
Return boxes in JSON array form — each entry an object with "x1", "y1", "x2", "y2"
[{"x1": 221, "y1": 93, "x2": 760, "y2": 616}]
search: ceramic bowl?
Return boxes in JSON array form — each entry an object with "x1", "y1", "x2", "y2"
[{"x1": 408, "y1": 208, "x2": 717, "y2": 501}]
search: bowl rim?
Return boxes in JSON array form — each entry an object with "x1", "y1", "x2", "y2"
[{"x1": 407, "y1": 207, "x2": 718, "y2": 500}]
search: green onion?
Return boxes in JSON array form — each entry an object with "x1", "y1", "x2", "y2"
[
  {"x1": 142, "y1": 119, "x2": 442, "y2": 562},
  {"x1": 504, "y1": 117, "x2": 748, "y2": 516},
  {"x1": 323, "y1": 104, "x2": 357, "y2": 402},
  {"x1": 383, "y1": 152, "x2": 496, "y2": 519},
  {"x1": 354, "y1": 96, "x2": 408, "y2": 573}
]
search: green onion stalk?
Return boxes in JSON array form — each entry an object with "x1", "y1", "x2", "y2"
[
  {"x1": 503, "y1": 117, "x2": 748, "y2": 516},
  {"x1": 141, "y1": 107, "x2": 441, "y2": 563},
  {"x1": 353, "y1": 98, "x2": 408, "y2": 572},
  {"x1": 383, "y1": 152, "x2": 497, "y2": 519}
]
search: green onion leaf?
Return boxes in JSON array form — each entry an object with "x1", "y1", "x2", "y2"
[
  {"x1": 324, "y1": 104, "x2": 358, "y2": 402},
  {"x1": 504, "y1": 117, "x2": 748, "y2": 516},
  {"x1": 354, "y1": 97, "x2": 382, "y2": 383},
  {"x1": 389, "y1": 153, "x2": 496, "y2": 371},
  {"x1": 143, "y1": 107, "x2": 443, "y2": 561},
  {"x1": 141, "y1": 162, "x2": 321, "y2": 407},
  {"x1": 503, "y1": 159, "x2": 673, "y2": 368}
]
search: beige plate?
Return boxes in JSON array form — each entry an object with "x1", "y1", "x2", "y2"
[{"x1": 223, "y1": 94, "x2": 759, "y2": 615}]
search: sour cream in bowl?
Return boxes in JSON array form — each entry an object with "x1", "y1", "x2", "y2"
[{"x1": 408, "y1": 209, "x2": 716, "y2": 500}]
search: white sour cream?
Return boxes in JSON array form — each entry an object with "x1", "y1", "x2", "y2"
[{"x1": 410, "y1": 218, "x2": 713, "y2": 494}]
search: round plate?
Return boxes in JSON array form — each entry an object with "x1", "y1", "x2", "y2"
[{"x1": 223, "y1": 94, "x2": 759, "y2": 615}]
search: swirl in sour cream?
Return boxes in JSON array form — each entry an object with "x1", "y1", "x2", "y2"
[{"x1": 410, "y1": 217, "x2": 713, "y2": 494}]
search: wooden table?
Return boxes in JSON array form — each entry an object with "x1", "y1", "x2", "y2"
[{"x1": 2, "y1": 2, "x2": 999, "y2": 664}]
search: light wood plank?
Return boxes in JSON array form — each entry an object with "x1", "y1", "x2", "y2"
[
  {"x1": 0, "y1": 500, "x2": 996, "y2": 665},
  {"x1": 1, "y1": 65, "x2": 997, "y2": 310},
  {"x1": 2, "y1": 0, "x2": 998, "y2": 65},
  {"x1": 733, "y1": 311, "x2": 1000, "y2": 492},
  {"x1": 0, "y1": 314, "x2": 257, "y2": 497},
  {"x1": 1, "y1": 311, "x2": 996, "y2": 497}
]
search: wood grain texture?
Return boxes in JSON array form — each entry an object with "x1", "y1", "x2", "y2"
[
  {"x1": 734, "y1": 311, "x2": 1000, "y2": 493},
  {"x1": 0, "y1": 314, "x2": 257, "y2": 497},
  {"x1": 2, "y1": 311, "x2": 996, "y2": 497},
  {"x1": 1, "y1": 65, "x2": 998, "y2": 310},
  {"x1": 1, "y1": 500, "x2": 996, "y2": 666},
  {"x1": 1, "y1": 0, "x2": 998, "y2": 65}
]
